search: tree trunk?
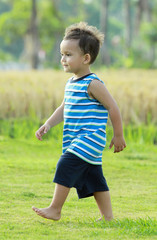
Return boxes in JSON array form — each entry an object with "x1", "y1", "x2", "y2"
[
  {"x1": 29, "y1": 0, "x2": 39, "y2": 69},
  {"x1": 142, "y1": 0, "x2": 152, "y2": 22},
  {"x1": 100, "y1": 0, "x2": 110, "y2": 65},
  {"x1": 51, "y1": 0, "x2": 64, "y2": 67},
  {"x1": 124, "y1": 0, "x2": 132, "y2": 48},
  {"x1": 22, "y1": 0, "x2": 39, "y2": 69},
  {"x1": 21, "y1": 0, "x2": 40, "y2": 69},
  {"x1": 135, "y1": 0, "x2": 151, "y2": 35},
  {"x1": 135, "y1": 0, "x2": 143, "y2": 36},
  {"x1": 147, "y1": 2, "x2": 152, "y2": 22}
]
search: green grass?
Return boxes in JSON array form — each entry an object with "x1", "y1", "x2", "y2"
[
  {"x1": 0, "y1": 119, "x2": 157, "y2": 145},
  {"x1": 0, "y1": 136, "x2": 157, "y2": 240}
]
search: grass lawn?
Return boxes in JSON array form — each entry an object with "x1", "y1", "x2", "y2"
[{"x1": 0, "y1": 136, "x2": 156, "y2": 240}]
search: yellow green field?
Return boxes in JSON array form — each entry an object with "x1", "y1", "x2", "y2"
[{"x1": 0, "y1": 69, "x2": 157, "y2": 125}]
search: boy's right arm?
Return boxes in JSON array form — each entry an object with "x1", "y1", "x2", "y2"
[{"x1": 35, "y1": 100, "x2": 64, "y2": 141}]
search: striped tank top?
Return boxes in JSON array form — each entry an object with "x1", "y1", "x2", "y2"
[{"x1": 63, "y1": 73, "x2": 108, "y2": 165}]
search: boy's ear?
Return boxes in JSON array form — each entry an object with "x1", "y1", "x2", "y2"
[{"x1": 84, "y1": 53, "x2": 91, "y2": 64}]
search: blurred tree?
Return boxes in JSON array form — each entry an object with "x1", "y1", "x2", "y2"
[
  {"x1": 100, "y1": 0, "x2": 110, "y2": 65},
  {"x1": 0, "y1": 0, "x2": 157, "y2": 69},
  {"x1": 135, "y1": 0, "x2": 151, "y2": 36},
  {"x1": 0, "y1": 0, "x2": 34, "y2": 67},
  {"x1": 25, "y1": 0, "x2": 39, "y2": 69},
  {"x1": 124, "y1": 0, "x2": 132, "y2": 48},
  {"x1": 0, "y1": 0, "x2": 12, "y2": 14},
  {"x1": 48, "y1": 0, "x2": 65, "y2": 67},
  {"x1": 83, "y1": 0, "x2": 100, "y2": 28},
  {"x1": 142, "y1": 22, "x2": 157, "y2": 67},
  {"x1": 129, "y1": 0, "x2": 157, "y2": 68},
  {"x1": 0, "y1": 0, "x2": 64, "y2": 68},
  {"x1": 58, "y1": 0, "x2": 85, "y2": 24}
]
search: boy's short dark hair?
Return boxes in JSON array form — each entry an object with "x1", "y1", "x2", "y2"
[{"x1": 63, "y1": 22, "x2": 104, "y2": 64}]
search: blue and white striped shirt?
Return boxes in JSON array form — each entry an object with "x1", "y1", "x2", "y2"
[{"x1": 63, "y1": 73, "x2": 108, "y2": 165}]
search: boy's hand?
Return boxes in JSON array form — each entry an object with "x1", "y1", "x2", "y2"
[
  {"x1": 35, "y1": 123, "x2": 51, "y2": 141},
  {"x1": 109, "y1": 136, "x2": 126, "y2": 153}
]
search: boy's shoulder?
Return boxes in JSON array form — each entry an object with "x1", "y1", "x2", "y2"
[
  {"x1": 87, "y1": 73, "x2": 104, "y2": 85},
  {"x1": 80, "y1": 73, "x2": 103, "y2": 83}
]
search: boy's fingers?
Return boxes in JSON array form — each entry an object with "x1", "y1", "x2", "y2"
[
  {"x1": 114, "y1": 148, "x2": 121, "y2": 153},
  {"x1": 114, "y1": 145, "x2": 126, "y2": 153},
  {"x1": 114, "y1": 147, "x2": 118, "y2": 153},
  {"x1": 44, "y1": 128, "x2": 48, "y2": 134},
  {"x1": 35, "y1": 132, "x2": 42, "y2": 141},
  {"x1": 35, "y1": 125, "x2": 49, "y2": 141}
]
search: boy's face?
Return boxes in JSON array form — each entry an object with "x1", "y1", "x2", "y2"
[{"x1": 60, "y1": 39, "x2": 87, "y2": 76}]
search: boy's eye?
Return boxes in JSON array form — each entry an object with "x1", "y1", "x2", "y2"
[{"x1": 60, "y1": 53, "x2": 72, "y2": 57}]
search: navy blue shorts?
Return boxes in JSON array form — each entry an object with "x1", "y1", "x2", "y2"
[{"x1": 53, "y1": 151, "x2": 109, "y2": 199}]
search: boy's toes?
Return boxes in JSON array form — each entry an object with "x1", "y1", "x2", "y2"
[
  {"x1": 32, "y1": 206, "x2": 45, "y2": 217},
  {"x1": 32, "y1": 206, "x2": 39, "y2": 213},
  {"x1": 96, "y1": 217, "x2": 103, "y2": 222}
]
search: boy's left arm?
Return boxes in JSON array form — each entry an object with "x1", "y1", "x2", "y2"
[{"x1": 88, "y1": 80, "x2": 126, "y2": 153}]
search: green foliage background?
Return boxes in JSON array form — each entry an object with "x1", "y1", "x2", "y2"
[{"x1": 0, "y1": 0, "x2": 157, "y2": 68}]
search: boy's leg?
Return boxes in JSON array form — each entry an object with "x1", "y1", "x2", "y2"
[
  {"x1": 32, "y1": 183, "x2": 70, "y2": 221},
  {"x1": 94, "y1": 191, "x2": 113, "y2": 221}
]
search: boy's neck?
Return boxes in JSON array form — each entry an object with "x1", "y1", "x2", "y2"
[{"x1": 73, "y1": 68, "x2": 91, "y2": 80}]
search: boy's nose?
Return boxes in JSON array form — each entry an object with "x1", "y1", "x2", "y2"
[{"x1": 61, "y1": 56, "x2": 66, "y2": 62}]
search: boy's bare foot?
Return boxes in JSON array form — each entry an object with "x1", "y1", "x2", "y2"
[
  {"x1": 96, "y1": 217, "x2": 103, "y2": 222},
  {"x1": 96, "y1": 216, "x2": 113, "y2": 222},
  {"x1": 32, "y1": 206, "x2": 61, "y2": 221}
]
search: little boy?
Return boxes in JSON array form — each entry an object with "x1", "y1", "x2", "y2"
[{"x1": 32, "y1": 22, "x2": 126, "y2": 221}]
